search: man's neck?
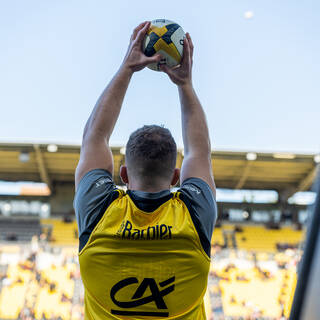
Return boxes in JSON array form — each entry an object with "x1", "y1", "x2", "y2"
[{"x1": 128, "y1": 182, "x2": 170, "y2": 193}]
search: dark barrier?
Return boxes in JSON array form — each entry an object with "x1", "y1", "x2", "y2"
[{"x1": 289, "y1": 168, "x2": 320, "y2": 320}]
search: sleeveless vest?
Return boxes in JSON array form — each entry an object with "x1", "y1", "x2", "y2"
[{"x1": 79, "y1": 190, "x2": 210, "y2": 319}]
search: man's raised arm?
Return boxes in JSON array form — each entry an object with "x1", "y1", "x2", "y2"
[
  {"x1": 161, "y1": 33, "x2": 216, "y2": 195},
  {"x1": 75, "y1": 21, "x2": 161, "y2": 189}
]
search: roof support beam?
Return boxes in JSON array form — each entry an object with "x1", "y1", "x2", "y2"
[
  {"x1": 286, "y1": 164, "x2": 319, "y2": 200},
  {"x1": 235, "y1": 161, "x2": 252, "y2": 189},
  {"x1": 297, "y1": 165, "x2": 319, "y2": 192},
  {"x1": 33, "y1": 144, "x2": 53, "y2": 193}
]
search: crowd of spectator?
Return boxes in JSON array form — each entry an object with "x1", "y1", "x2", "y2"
[{"x1": 0, "y1": 237, "x2": 84, "y2": 320}]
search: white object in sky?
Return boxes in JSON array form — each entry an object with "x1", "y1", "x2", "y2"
[{"x1": 244, "y1": 11, "x2": 254, "y2": 19}]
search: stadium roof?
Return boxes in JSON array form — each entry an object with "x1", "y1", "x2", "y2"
[{"x1": 0, "y1": 143, "x2": 318, "y2": 198}]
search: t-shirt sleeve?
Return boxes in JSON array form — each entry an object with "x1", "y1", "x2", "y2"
[
  {"x1": 73, "y1": 169, "x2": 117, "y2": 250},
  {"x1": 178, "y1": 177, "x2": 217, "y2": 257}
]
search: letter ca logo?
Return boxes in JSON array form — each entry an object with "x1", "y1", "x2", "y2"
[{"x1": 110, "y1": 276, "x2": 175, "y2": 317}]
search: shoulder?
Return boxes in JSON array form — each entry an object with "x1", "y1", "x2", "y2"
[
  {"x1": 74, "y1": 168, "x2": 116, "y2": 215},
  {"x1": 177, "y1": 177, "x2": 217, "y2": 257},
  {"x1": 75, "y1": 168, "x2": 113, "y2": 193},
  {"x1": 179, "y1": 177, "x2": 216, "y2": 205},
  {"x1": 73, "y1": 169, "x2": 119, "y2": 251}
]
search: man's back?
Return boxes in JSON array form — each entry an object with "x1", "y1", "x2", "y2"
[{"x1": 75, "y1": 170, "x2": 216, "y2": 319}]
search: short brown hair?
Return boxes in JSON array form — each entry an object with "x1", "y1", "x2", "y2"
[{"x1": 125, "y1": 125, "x2": 177, "y2": 186}]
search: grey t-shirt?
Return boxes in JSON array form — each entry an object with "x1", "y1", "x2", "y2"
[{"x1": 73, "y1": 169, "x2": 217, "y2": 256}]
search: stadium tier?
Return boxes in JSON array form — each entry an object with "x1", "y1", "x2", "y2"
[
  {"x1": 0, "y1": 247, "x2": 81, "y2": 320},
  {"x1": 210, "y1": 257, "x2": 297, "y2": 318},
  {"x1": 0, "y1": 218, "x2": 41, "y2": 242},
  {"x1": 41, "y1": 219, "x2": 78, "y2": 246},
  {"x1": 235, "y1": 226, "x2": 304, "y2": 252},
  {"x1": 212, "y1": 225, "x2": 304, "y2": 252}
]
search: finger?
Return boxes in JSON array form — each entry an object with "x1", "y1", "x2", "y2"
[
  {"x1": 131, "y1": 21, "x2": 148, "y2": 41},
  {"x1": 159, "y1": 64, "x2": 175, "y2": 76},
  {"x1": 135, "y1": 21, "x2": 151, "y2": 44},
  {"x1": 186, "y1": 33, "x2": 194, "y2": 59},
  {"x1": 140, "y1": 54, "x2": 162, "y2": 68},
  {"x1": 145, "y1": 53, "x2": 162, "y2": 64},
  {"x1": 181, "y1": 35, "x2": 191, "y2": 68}
]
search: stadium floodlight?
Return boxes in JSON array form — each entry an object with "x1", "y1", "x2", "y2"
[
  {"x1": 246, "y1": 152, "x2": 257, "y2": 161},
  {"x1": 40, "y1": 203, "x2": 50, "y2": 218},
  {"x1": 41, "y1": 203, "x2": 50, "y2": 213},
  {"x1": 19, "y1": 151, "x2": 30, "y2": 163},
  {"x1": 273, "y1": 153, "x2": 296, "y2": 160},
  {"x1": 314, "y1": 154, "x2": 320, "y2": 164},
  {"x1": 244, "y1": 11, "x2": 254, "y2": 19},
  {"x1": 47, "y1": 144, "x2": 58, "y2": 152},
  {"x1": 242, "y1": 211, "x2": 249, "y2": 219},
  {"x1": 120, "y1": 147, "x2": 126, "y2": 155},
  {"x1": 3, "y1": 203, "x2": 12, "y2": 215},
  {"x1": 4, "y1": 203, "x2": 11, "y2": 211}
]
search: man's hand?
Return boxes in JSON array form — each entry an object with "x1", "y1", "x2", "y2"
[
  {"x1": 160, "y1": 33, "x2": 193, "y2": 87},
  {"x1": 122, "y1": 21, "x2": 162, "y2": 73}
]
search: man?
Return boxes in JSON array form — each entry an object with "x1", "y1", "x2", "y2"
[{"x1": 74, "y1": 21, "x2": 217, "y2": 319}]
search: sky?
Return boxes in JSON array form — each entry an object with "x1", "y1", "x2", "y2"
[{"x1": 1, "y1": 0, "x2": 319, "y2": 153}]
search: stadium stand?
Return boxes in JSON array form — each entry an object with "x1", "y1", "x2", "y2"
[
  {"x1": 34, "y1": 263, "x2": 76, "y2": 319},
  {"x1": 210, "y1": 248, "x2": 300, "y2": 319},
  {"x1": 0, "y1": 264, "x2": 31, "y2": 319},
  {"x1": 0, "y1": 244, "x2": 82, "y2": 320},
  {"x1": 235, "y1": 226, "x2": 304, "y2": 252},
  {"x1": 204, "y1": 289, "x2": 213, "y2": 320},
  {"x1": 0, "y1": 144, "x2": 314, "y2": 319},
  {"x1": 212, "y1": 225, "x2": 304, "y2": 252},
  {"x1": 41, "y1": 219, "x2": 78, "y2": 245},
  {"x1": 0, "y1": 218, "x2": 41, "y2": 242}
]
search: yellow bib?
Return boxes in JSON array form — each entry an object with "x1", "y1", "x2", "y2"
[{"x1": 79, "y1": 190, "x2": 210, "y2": 319}]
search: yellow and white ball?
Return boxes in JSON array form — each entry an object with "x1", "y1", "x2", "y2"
[{"x1": 143, "y1": 19, "x2": 185, "y2": 71}]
